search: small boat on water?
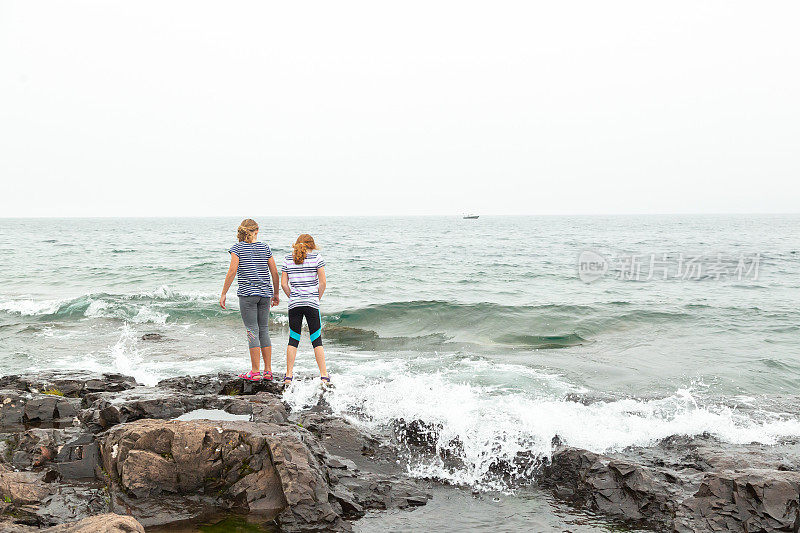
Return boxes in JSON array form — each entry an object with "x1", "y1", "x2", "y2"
[{"x1": 463, "y1": 214, "x2": 480, "y2": 219}]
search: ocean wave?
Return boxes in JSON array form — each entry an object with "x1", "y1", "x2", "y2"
[
  {"x1": 0, "y1": 286, "x2": 219, "y2": 324},
  {"x1": 0, "y1": 298, "x2": 63, "y2": 316},
  {"x1": 284, "y1": 374, "x2": 800, "y2": 491},
  {"x1": 1, "y1": 295, "x2": 696, "y2": 349},
  {"x1": 324, "y1": 300, "x2": 689, "y2": 349}
]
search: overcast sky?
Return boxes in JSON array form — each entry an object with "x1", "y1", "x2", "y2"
[{"x1": 1, "y1": 1, "x2": 798, "y2": 217}]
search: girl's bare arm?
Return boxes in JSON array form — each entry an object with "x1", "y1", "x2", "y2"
[
  {"x1": 281, "y1": 271, "x2": 291, "y2": 298},
  {"x1": 220, "y1": 254, "x2": 239, "y2": 309},
  {"x1": 268, "y1": 256, "x2": 280, "y2": 305},
  {"x1": 317, "y1": 266, "x2": 326, "y2": 300}
]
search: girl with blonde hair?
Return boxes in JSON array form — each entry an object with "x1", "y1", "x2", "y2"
[
  {"x1": 280, "y1": 234, "x2": 329, "y2": 384},
  {"x1": 220, "y1": 219, "x2": 279, "y2": 381}
]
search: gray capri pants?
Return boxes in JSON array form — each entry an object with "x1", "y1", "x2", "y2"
[{"x1": 238, "y1": 296, "x2": 271, "y2": 349}]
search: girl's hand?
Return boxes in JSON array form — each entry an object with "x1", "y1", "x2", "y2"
[
  {"x1": 271, "y1": 295, "x2": 280, "y2": 306},
  {"x1": 219, "y1": 294, "x2": 226, "y2": 309}
]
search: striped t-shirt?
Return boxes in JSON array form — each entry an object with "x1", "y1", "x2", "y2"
[
  {"x1": 282, "y1": 253, "x2": 326, "y2": 309},
  {"x1": 228, "y1": 242, "x2": 273, "y2": 297}
]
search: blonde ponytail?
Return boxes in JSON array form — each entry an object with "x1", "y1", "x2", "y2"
[{"x1": 237, "y1": 219, "x2": 258, "y2": 243}]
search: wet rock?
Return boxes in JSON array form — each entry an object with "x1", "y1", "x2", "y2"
[
  {"x1": 296, "y1": 412, "x2": 396, "y2": 473},
  {"x1": 263, "y1": 424, "x2": 349, "y2": 532},
  {"x1": 156, "y1": 373, "x2": 229, "y2": 395},
  {"x1": 140, "y1": 333, "x2": 166, "y2": 341},
  {"x1": 34, "y1": 481, "x2": 109, "y2": 527},
  {"x1": 157, "y1": 373, "x2": 284, "y2": 397},
  {"x1": 99, "y1": 418, "x2": 349, "y2": 531},
  {"x1": 24, "y1": 395, "x2": 79, "y2": 426},
  {"x1": 0, "y1": 372, "x2": 430, "y2": 532},
  {"x1": 334, "y1": 473, "x2": 430, "y2": 513},
  {"x1": 5, "y1": 428, "x2": 83, "y2": 470},
  {"x1": 219, "y1": 392, "x2": 289, "y2": 424},
  {"x1": 0, "y1": 470, "x2": 51, "y2": 504},
  {"x1": 44, "y1": 513, "x2": 144, "y2": 532},
  {"x1": 81, "y1": 387, "x2": 203, "y2": 430},
  {"x1": 105, "y1": 492, "x2": 213, "y2": 529},
  {"x1": 540, "y1": 441, "x2": 800, "y2": 533},
  {"x1": 392, "y1": 418, "x2": 442, "y2": 449},
  {"x1": 54, "y1": 432, "x2": 101, "y2": 479},
  {"x1": 0, "y1": 390, "x2": 27, "y2": 429},
  {"x1": 0, "y1": 373, "x2": 137, "y2": 398},
  {"x1": 0, "y1": 390, "x2": 78, "y2": 430},
  {"x1": 675, "y1": 469, "x2": 800, "y2": 532},
  {"x1": 540, "y1": 447, "x2": 676, "y2": 529},
  {"x1": 218, "y1": 376, "x2": 284, "y2": 396}
]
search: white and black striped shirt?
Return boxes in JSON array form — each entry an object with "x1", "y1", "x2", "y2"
[{"x1": 228, "y1": 242, "x2": 273, "y2": 297}]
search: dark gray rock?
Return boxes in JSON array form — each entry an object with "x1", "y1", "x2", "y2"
[
  {"x1": 675, "y1": 469, "x2": 800, "y2": 532},
  {"x1": 217, "y1": 392, "x2": 289, "y2": 424},
  {"x1": 540, "y1": 440, "x2": 800, "y2": 533},
  {"x1": 54, "y1": 432, "x2": 100, "y2": 479},
  {"x1": 156, "y1": 373, "x2": 229, "y2": 396},
  {"x1": 80, "y1": 387, "x2": 204, "y2": 430},
  {"x1": 4, "y1": 428, "x2": 82, "y2": 470},
  {"x1": 104, "y1": 492, "x2": 214, "y2": 529},
  {"x1": 0, "y1": 390, "x2": 28, "y2": 429},
  {"x1": 0, "y1": 373, "x2": 136, "y2": 398},
  {"x1": 34, "y1": 481, "x2": 109, "y2": 527},
  {"x1": 0, "y1": 372, "x2": 431, "y2": 532},
  {"x1": 540, "y1": 446, "x2": 676, "y2": 529},
  {"x1": 156, "y1": 373, "x2": 284, "y2": 397},
  {"x1": 0, "y1": 390, "x2": 79, "y2": 431},
  {"x1": 218, "y1": 376, "x2": 284, "y2": 396}
]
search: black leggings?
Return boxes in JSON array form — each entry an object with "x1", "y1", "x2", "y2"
[{"x1": 288, "y1": 306, "x2": 323, "y2": 348}]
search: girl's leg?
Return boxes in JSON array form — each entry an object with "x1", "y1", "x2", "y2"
[
  {"x1": 248, "y1": 347, "x2": 261, "y2": 373},
  {"x1": 257, "y1": 297, "x2": 272, "y2": 374},
  {"x1": 285, "y1": 345, "x2": 298, "y2": 381},
  {"x1": 313, "y1": 346, "x2": 328, "y2": 378},
  {"x1": 239, "y1": 297, "x2": 261, "y2": 373},
  {"x1": 306, "y1": 307, "x2": 328, "y2": 378},
  {"x1": 286, "y1": 307, "x2": 302, "y2": 380}
]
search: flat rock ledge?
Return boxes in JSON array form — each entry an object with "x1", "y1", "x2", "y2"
[
  {"x1": 0, "y1": 372, "x2": 429, "y2": 532},
  {"x1": 539, "y1": 437, "x2": 800, "y2": 532}
]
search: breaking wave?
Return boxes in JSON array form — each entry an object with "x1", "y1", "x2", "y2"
[{"x1": 284, "y1": 371, "x2": 800, "y2": 491}]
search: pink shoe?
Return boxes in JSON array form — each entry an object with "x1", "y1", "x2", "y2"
[{"x1": 238, "y1": 370, "x2": 262, "y2": 381}]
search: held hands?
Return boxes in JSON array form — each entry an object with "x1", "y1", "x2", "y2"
[{"x1": 220, "y1": 293, "x2": 279, "y2": 309}]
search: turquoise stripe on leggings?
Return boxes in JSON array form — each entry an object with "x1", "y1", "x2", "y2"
[
  {"x1": 289, "y1": 329, "x2": 301, "y2": 341},
  {"x1": 309, "y1": 309, "x2": 322, "y2": 342}
]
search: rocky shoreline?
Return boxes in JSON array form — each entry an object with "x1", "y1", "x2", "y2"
[
  {"x1": 0, "y1": 372, "x2": 429, "y2": 532},
  {"x1": 0, "y1": 372, "x2": 798, "y2": 532}
]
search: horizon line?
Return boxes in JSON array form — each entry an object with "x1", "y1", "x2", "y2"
[{"x1": 1, "y1": 211, "x2": 799, "y2": 220}]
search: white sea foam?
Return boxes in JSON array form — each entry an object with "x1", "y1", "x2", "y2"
[
  {"x1": 83, "y1": 299, "x2": 110, "y2": 317},
  {"x1": 0, "y1": 287, "x2": 216, "y2": 319},
  {"x1": 131, "y1": 306, "x2": 169, "y2": 325},
  {"x1": 283, "y1": 369, "x2": 800, "y2": 490},
  {"x1": 0, "y1": 297, "x2": 63, "y2": 316},
  {"x1": 108, "y1": 326, "x2": 159, "y2": 386}
]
